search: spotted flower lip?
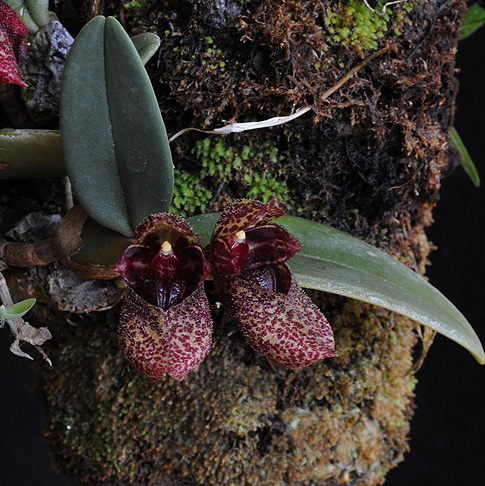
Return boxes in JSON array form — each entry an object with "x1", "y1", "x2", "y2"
[
  {"x1": 209, "y1": 197, "x2": 337, "y2": 369},
  {"x1": 216, "y1": 273, "x2": 337, "y2": 369},
  {"x1": 116, "y1": 213, "x2": 212, "y2": 382},
  {"x1": 119, "y1": 285, "x2": 212, "y2": 382}
]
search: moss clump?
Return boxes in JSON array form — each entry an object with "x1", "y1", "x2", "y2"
[
  {"x1": 131, "y1": 0, "x2": 460, "y2": 267},
  {"x1": 170, "y1": 136, "x2": 291, "y2": 216},
  {"x1": 171, "y1": 168, "x2": 213, "y2": 216},
  {"x1": 33, "y1": 291, "x2": 418, "y2": 486},
  {"x1": 324, "y1": 0, "x2": 415, "y2": 52},
  {"x1": 128, "y1": 0, "x2": 426, "y2": 131}
]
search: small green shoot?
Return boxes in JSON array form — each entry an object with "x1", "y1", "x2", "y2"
[
  {"x1": 450, "y1": 127, "x2": 480, "y2": 187},
  {"x1": 0, "y1": 297, "x2": 36, "y2": 321}
]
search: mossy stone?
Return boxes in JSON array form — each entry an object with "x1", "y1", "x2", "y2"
[{"x1": 33, "y1": 292, "x2": 417, "y2": 485}]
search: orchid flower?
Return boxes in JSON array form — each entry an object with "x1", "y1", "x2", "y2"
[
  {"x1": 116, "y1": 213, "x2": 212, "y2": 382},
  {"x1": 208, "y1": 198, "x2": 337, "y2": 369}
]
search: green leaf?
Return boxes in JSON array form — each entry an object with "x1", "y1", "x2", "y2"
[
  {"x1": 0, "y1": 129, "x2": 66, "y2": 179},
  {"x1": 0, "y1": 298, "x2": 36, "y2": 320},
  {"x1": 450, "y1": 127, "x2": 480, "y2": 187},
  {"x1": 0, "y1": 35, "x2": 161, "y2": 182},
  {"x1": 24, "y1": 0, "x2": 49, "y2": 27},
  {"x1": 60, "y1": 16, "x2": 173, "y2": 238},
  {"x1": 188, "y1": 212, "x2": 219, "y2": 248},
  {"x1": 188, "y1": 213, "x2": 485, "y2": 364},
  {"x1": 460, "y1": 3, "x2": 485, "y2": 40},
  {"x1": 4, "y1": 0, "x2": 49, "y2": 34},
  {"x1": 131, "y1": 33, "x2": 161, "y2": 65}
]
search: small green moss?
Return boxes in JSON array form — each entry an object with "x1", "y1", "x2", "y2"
[
  {"x1": 244, "y1": 171, "x2": 289, "y2": 203},
  {"x1": 171, "y1": 136, "x2": 291, "y2": 215},
  {"x1": 202, "y1": 40, "x2": 227, "y2": 72},
  {"x1": 124, "y1": 0, "x2": 150, "y2": 10},
  {"x1": 324, "y1": 0, "x2": 415, "y2": 51},
  {"x1": 170, "y1": 168, "x2": 213, "y2": 217}
]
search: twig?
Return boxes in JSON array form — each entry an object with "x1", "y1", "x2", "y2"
[
  {"x1": 64, "y1": 176, "x2": 74, "y2": 210},
  {"x1": 362, "y1": 0, "x2": 408, "y2": 17},
  {"x1": 319, "y1": 47, "x2": 389, "y2": 100},
  {"x1": 169, "y1": 47, "x2": 389, "y2": 143}
]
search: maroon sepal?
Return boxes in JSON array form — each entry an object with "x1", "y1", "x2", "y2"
[
  {"x1": 214, "y1": 272, "x2": 337, "y2": 368},
  {"x1": 116, "y1": 213, "x2": 210, "y2": 310}
]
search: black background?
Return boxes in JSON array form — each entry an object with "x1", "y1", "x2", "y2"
[{"x1": 1, "y1": 17, "x2": 484, "y2": 486}]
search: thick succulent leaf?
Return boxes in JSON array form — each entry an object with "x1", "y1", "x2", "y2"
[
  {"x1": 0, "y1": 34, "x2": 161, "y2": 181},
  {"x1": 188, "y1": 213, "x2": 485, "y2": 364},
  {"x1": 0, "y1": 129, "x2": 65, "y2": 178},
  {"x1": 450, "y1": 127, "x2": 480, "y2": 187},
  {"x1": 25, "y1": 0, "x2": 49, "y2": 27},
  {"x1": 0, "y1": 298, "x2": 36, "y2": 320},
  {"x1": 460, "y1": 3, "x2": 485, "y2": 40},
  {"x1": 131, "y1": 32, "x2": 160, "y2": 65},
  {"x1": 60, "y1": 16, "x2": 173, "y2": 237}
]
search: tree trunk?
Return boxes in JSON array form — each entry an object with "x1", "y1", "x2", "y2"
[{"x1": 1, "y1": 0, "x2": 468, "y2": 485}]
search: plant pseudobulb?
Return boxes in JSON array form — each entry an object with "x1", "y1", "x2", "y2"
[
  {"x1": 116, "y1": 213, "x2": 212, "y2": 382},
  {"x1": 208, "y1": 198, "x2": 337, "y2": 368}
]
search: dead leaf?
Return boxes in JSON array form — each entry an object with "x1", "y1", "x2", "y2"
[{"x1": 9, "y1": 319, "x2": 52, "y2": 365}]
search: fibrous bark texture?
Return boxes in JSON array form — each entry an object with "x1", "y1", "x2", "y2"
[{"x1": 0, "y1": 0, "x2": 466, "y2": 484}]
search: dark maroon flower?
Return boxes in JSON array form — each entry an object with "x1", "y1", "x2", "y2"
[
  {"x1": 209, "y1": 198, "x2": 337, "y2": 369},
  {"x1": 0, "y1": 1, "x2": 28, "y2": 86},
  {"x1": 115, "y1": 213, "x2": 212, "y2": 382}
]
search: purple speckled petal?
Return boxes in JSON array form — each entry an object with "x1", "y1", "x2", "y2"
[
  {"x1": 119, "y1": 286, "x2": 212, "y2": 382},
  {"x1": 215, "y1": 272, "x2": 336, "y2": 369},
  {"x1": 210, "y1": 197, "x2": 286, "y2": 243},
  {"x1": 0, "y1": 3, "x2": 28, "y2": 86},
  {"x1": 134, "y1": 212, "x2": 201, "y2": 248}
]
